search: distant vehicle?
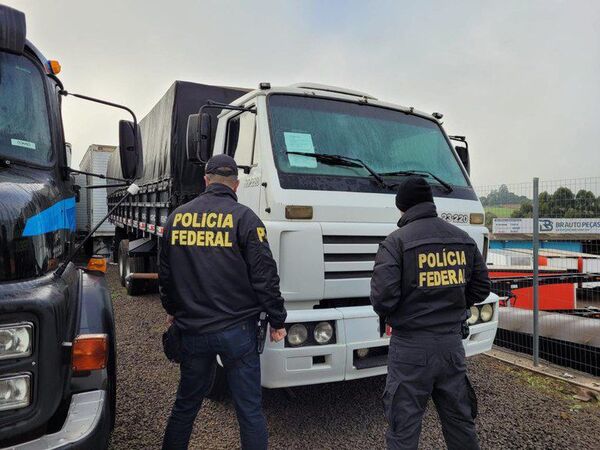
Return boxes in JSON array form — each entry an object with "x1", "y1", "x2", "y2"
[
  {"x1": 0, "y1": 5, "x2": 141, "y2": 448},
  {"x1": 107, "y1": 80, "x2": 499, "y2": 397},
  {"x1": 77, "y1": 144, "x2": 117, "y2": 255}
]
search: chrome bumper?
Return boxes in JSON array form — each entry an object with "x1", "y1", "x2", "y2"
[{"x1": 6, "y1": 390, "x2": 106, "y2": 450}]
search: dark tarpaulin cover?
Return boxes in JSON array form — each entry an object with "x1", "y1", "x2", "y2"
[{"x1": 107, "y1": 81, "x2": 248, "y2": 196}]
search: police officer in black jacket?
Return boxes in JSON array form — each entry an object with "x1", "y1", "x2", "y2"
[
  {"x1": 159, "y1": 154, "x2": 287, "y2": 450},
  {"x1": 370, "y1": 177, "x2": 490, "y2": 450}
]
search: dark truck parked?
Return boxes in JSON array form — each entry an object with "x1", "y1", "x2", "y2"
[
  {"x1": 0, "y1": 5, "x2": 142, "y2": 448},
  {"x1": 106, "y1": 81, "x2": 247, "y2": 295}
]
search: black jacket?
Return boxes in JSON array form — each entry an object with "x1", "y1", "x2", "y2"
[
  {"x1": 370, "y1": 202, "x2": 490, "y2": 335},
  {"x1": 159, "y1": 183, "x2": 287, "y2": 333}
]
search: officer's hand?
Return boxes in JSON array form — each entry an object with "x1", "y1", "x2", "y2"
[
  {"x1": 270, "y1": 327, "x2": 287, "y2": 343},
  {"x1": 166, "y1": 314, "x2": 174, "y2": 326}
]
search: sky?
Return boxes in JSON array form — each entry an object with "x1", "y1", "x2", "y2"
[{"x1": 6, "y1": 0, "x2": 600, "y2": 187}]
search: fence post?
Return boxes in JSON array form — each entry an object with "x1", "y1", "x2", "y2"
[{"x1": 532, "y1": 177, "x2": 540, "y2": 366}]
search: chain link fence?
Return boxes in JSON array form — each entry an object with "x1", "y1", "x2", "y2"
[{"x1": 475, "y1": 177, "x2": 600, "y2": 376}]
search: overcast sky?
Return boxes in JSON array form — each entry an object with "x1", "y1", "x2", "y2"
[{"x1": 7, "y1": 0, "x2": 600, "y2": 187}]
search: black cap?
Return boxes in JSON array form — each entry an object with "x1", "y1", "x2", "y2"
[
  {"x1": 395, "y1": 176, "x2": 434, "y2": 212},
  {"x1": 205, "y1": 154, "x2": 238, "y2": 176}
]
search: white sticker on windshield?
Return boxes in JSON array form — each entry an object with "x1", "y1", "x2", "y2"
[
  {"x1": 284, "y1": 132, "x2": 317, "y2": 168},
  {"x1": 11, "y1": 139, "x2": 36, "y2": 150}
]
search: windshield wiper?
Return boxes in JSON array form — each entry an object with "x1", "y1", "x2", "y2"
[
  {"x1": 379, "y1": 169, "x2": 453, "y2": 193},
  {"x1": 286, "y1": 151, "x2": 390, "y2": 188}
]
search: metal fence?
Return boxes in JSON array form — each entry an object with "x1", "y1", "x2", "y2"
[{"x1": 476, "y1": 177, "x2": 600, "y2": 376}]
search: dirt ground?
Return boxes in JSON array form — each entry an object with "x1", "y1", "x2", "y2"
[{"x1": 106, "y1": 266, "x2": 600, "y2": 449}]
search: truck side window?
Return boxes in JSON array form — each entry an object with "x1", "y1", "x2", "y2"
[{"x1": 225, "y1": 111, "x2": 256, "y2": 166}]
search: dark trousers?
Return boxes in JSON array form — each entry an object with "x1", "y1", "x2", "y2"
[
  {"x1": 383, "y1": 333, "x2": 479, "y2": 450},
  {"x1": 162, "y1": 321, "x2": 267, "y2": 450}
]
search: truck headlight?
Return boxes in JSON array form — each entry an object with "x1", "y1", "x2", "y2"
[
  {"x1": 0, "y1": 374, "x2": 31, "y2": 411},
  {"x1": 467, "y1": 306, "x2": 479, "y2": 325},
  {"x1": 313, "y1": 322, "x2": 333, "y2": 345},
  {"x1": 0, "y1": 323, "x2": 33, "y2": 360},
  {"x1": 287, "y1": 324, "x2": 308, "y2": 346},
  {"x1": 480, "y1": 304, "x2": 493, "y2": 322}
]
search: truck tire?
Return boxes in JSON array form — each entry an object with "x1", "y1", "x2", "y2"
[
  {"x1": 206, "y1": 360, "x2": 229, "y2": 401},
  {"x1": 126, "y1": 276, "x2": 143, "y2": 296}
]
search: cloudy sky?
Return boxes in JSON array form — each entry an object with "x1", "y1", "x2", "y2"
[{"x1": 7, "y1": 0, "x2": 600, "y2": 187}]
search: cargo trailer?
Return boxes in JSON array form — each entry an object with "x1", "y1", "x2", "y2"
[
  {"x1": 73, "y1": 172, "x2": 89, "y2": 234},
  {"x1": 79, "y1": 144, "x2": 117, "y2": 255}
]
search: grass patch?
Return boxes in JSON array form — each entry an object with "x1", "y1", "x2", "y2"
[
  {"x1": 504, "y1": 365, "x2": 600, "y2": 412},
  {"x1": 485, "y1": 204, "x2": 520, "y2": 217}
]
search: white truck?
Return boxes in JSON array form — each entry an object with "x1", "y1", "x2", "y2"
[{"x1": 108, "y1": 81, "x2": 499, "y2": 393}]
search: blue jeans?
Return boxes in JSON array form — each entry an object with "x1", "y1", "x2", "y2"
[{"x1": 162, "y1": 320, "x2": 267, "y2": 450}]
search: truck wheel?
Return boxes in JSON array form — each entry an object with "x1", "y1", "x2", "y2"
[
  {"x1": 126, "y1": 277, "x2": 142, "y2": 296},
  {"x1": 206, "y1": 360, "x2": 229, "y2": 401}
]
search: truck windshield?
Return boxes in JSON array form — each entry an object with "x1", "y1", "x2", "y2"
[
  {"x1": 0, "y1": 53, "x2": 52, "y2": 164},
  {"x1": 268, "y1": 95, "x2": 468, "y2": 188}
]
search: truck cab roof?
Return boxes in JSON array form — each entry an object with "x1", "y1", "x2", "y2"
[{"x1": 222, "y1": 82, "x2": 438, "y2": 123}]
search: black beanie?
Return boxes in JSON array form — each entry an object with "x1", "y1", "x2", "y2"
[{"x1": 395, "y1": 176, "x2": 434, "y2": 211}]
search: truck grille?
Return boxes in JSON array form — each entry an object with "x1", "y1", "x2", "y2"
[{"x1": 323, "y1": 235, "x2": 386, "y2": 280}]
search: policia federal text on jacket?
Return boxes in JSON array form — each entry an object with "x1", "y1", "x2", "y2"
[
  {"x1": 370, "y1": 176, "x2": 490, "y2": 450},
  {"x1": 159, "y1": 154, "x2": 287, "y2": 450}
]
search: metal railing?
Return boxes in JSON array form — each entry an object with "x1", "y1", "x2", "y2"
[{"x1": 476, "y1": 177, "x2": 600, "y2": 376}]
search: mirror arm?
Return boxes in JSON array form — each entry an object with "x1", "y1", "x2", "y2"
[
  {"x1": 59, "y1": 90, "x2": 139, "y2": 162},
  {"x1": 448, "y1": 135, "x2": 469, "y2": 152},
  {"x1": 238, "y1": 164, "x2": 255, "y2": 174},
  {"x1": 67, "y1": 167, "x2": 127, "y2": 183},
  {"x1": 203, "y1": 101, "x2": 256, "y2": 115},
  {"x1": 84, "y1": 183, "x2": 129, "y2": 189},
  {"x1": 59, "y1": 90, "x2": 138, "y2": 128}
]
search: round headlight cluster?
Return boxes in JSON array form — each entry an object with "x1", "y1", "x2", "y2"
[
  {"x1": 314, "y1": 322, "x2": 334, "y2": 345},
  {"x1": 467, "y1": 304, "x2": 494, "y2": 325},
  {"x1": 467, "y1": 306, "x2": 479, "y2": 325},
  {"x1": 286, "y1": 322, "x2": 335, "y2": 347},
  {"x1": 480, "y1": 304, "x2": 494, "y2": 322},
  {"x1": 287, "y1": 324, "x2": 308, "y2": 346}
]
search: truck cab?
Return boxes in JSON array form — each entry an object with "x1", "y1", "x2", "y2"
[
  {"x1": 192, "y1": 82, "x2": 499, "y2": 388},
  {"x1": 0, "y1": 5, "x2": 120, "y2": 448}
]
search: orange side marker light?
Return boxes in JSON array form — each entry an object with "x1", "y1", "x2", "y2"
[
  {"x1": 87, "y1": 256, "x2": 107, "y2": 273},
  {"x1": 72, "y1": 334, "x2": 108, "y2": 372},
  {"x1": 48, "y1": 60, "x2": 61, "y2": 74}
]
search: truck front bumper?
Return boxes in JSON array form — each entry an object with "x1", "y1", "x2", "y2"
[
  {"x1": 260, "y1": 297, "x2": 499, "y2": 389},
  {"x1": 7, "y1": 390, "x2": 109, "y2": 450}
]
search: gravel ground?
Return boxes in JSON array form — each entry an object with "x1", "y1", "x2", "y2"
[{"x1": 106, "y1": 266, "x2": 600, "y2": 449}]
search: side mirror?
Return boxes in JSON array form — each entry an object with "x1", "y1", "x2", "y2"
[
  {"x1": 455, "y1": 146, "x2": 470, "y2": 175},
  {"x1": 118, "y1": 120, "x2": 143, "y2": 180},
  {"x1": 186, "y1": 112, "x2": 213, "y2": 164}
]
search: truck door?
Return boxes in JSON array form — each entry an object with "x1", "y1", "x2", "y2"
[{"x1": 224, "y1": 104, "x2": 261, "y2": 212}]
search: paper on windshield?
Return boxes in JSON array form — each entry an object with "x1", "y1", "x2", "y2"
[
  {"x1": 284, "y1": 132, "x2": 318, "y2": 168},
  {"x1": 11, "y1": 139, "x2": 36, "y2": 150}
]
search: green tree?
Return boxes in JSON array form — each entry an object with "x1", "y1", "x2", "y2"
[
  {"x1": 575, "y1": 190, "x2": 597, "y2": 217},
  {"x1": 510, "y1": 186, "x2": 597, "y2": 219},
  {"x1": 483, "y1": 184, "x2": 529, "y2": 206}
]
